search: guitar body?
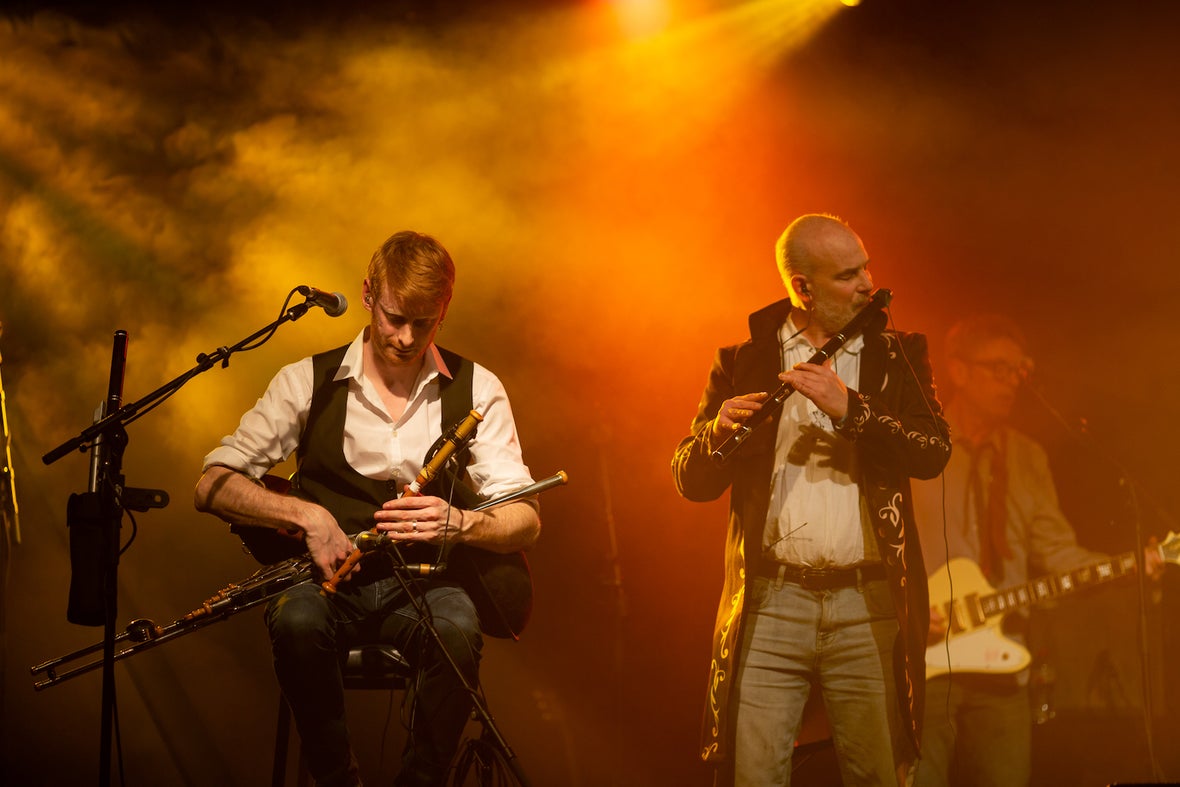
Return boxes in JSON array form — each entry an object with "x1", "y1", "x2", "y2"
[{"x1": 926, "y1": 557, "x2": 1031, "y2": 679}]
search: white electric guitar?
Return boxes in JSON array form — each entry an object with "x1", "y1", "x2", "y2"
[{"x1": 925, "y1": 531, "x2": 1180, "y2": 678}]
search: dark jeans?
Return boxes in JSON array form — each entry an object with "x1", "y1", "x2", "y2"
[
  {"x1": 913, "y1": 674, "x2": 1031, "y2": 787},
  {"x1": 265, "y1": 577, "x2": 483, "y2": 787}
]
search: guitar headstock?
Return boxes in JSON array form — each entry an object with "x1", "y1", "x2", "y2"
[{"x1": 1159, "y1": 531, "x2": 1180, "y2": 566}]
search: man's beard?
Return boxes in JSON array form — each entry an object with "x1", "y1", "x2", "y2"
[{"x1": 812, "y1": 297, "x2": 863, "y2": 335}]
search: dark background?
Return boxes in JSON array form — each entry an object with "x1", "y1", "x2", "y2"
[{"x1": 2, "y1": 0, "x2": 1179, "y2": 784}]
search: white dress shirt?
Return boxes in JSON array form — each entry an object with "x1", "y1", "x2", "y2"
[
  {"x1": 203, "y1": 330, "x2": 534, "y2": 502},
  {"x1": 762, "y1": 318, "x2": 877, "y2": 568}
]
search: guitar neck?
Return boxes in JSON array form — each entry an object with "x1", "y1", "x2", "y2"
[
  {"x1": 929, "y1": 534, "x2": 1177, "y2": 677},
  {"x1": 976, "y1": 551, "x2": 1138, "y2": 619}
]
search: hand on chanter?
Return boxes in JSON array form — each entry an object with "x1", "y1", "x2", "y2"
[
  {"x1": 711, "y1": 392, "x2": 771, "y2": 446},
  {"x1": 779, "y1": 361, "x2": 848, "y2": 422},
  {"x1": 374, "y1": 491, "x2": 463, "y2": 546},
  {"x1": 301, "y1": 505, "x2": 357, "y2": 581}
]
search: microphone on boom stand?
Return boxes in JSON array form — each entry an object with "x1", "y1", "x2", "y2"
[{"x1": 710, "y1": 288, "x2": 893, "y2": 464}]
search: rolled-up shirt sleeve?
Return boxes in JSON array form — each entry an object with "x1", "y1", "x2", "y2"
[
  {"x1": 201, "y1": 358, "x2": 314, "y2": 480},
  {"x1": 465, "y1": 365, "x2": 535, "y2": 501}
]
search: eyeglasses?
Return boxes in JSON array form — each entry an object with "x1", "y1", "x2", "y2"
[{"x1": 967, "y1": 358, "x2": 1034, "y2": 384}]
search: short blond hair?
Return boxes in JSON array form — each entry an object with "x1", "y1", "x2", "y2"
[{"x1": 367, "y1": 231, "x2": 455, "y2": 313}]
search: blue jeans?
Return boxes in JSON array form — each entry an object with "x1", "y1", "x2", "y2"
[
  {"x1": 912, "y1": 675, "x2": 1030, "y2": 787},
  {"x1": 266, "y1": 577, "x2": 482, "y2": 787},
  {"x1": 733, "y1": 573, "x2": 906, "y2": 786}
]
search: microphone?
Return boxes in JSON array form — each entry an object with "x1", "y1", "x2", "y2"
[{"x1": 297, "y1": 285, "x2": 348, "y2": 317}]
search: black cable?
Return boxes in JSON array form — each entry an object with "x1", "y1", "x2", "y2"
[
  {"x1": 122, "y1": 288, "x2": 303, "y2": 430},
  {"x1": 880, "y1": 302, "x2": 958, "y2": 760}
]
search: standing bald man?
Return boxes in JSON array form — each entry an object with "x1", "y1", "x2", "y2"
[{"x1": 673, "y1": 214, "x2": 950, "y2": 786}]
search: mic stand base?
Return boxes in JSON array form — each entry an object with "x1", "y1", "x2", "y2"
[{"x1": 385, "y1": 549, "x2": 532, "y2": 787}]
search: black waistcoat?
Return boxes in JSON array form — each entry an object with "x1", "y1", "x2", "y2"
[{"x1": 292, "y1": 343, "x2": 477, "y2": 578}]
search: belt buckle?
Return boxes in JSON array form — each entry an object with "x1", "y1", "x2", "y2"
[{"x1": 797, "y1": 566, "x2": 826, "y2": 591}]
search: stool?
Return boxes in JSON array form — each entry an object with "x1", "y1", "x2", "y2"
[{"x1": 272, "y1": 645, "x2": 414, "y2": 787}]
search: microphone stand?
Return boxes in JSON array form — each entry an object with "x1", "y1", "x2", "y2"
[
  {"x1": 1026, "y1": 383, "x2": 1174, "y2": 781},
  {"x1": 42, "y1": 296, "x2": 323, "y2": 466},
  {"x1": 41, "y1": 293, "x2": 327, "y2": 787},
  {"x1": 389, "y1": 558, "x2": 532, "y2": 787},
  {"x1": 710, "y1": 288, "x2": 893, "y2": 464},
  {"x1": 93, "y1": 332, "x2": 128, "y2": 787},
  {"x1": 377, "y1": 462, "x2": 543, "y2": 787}
]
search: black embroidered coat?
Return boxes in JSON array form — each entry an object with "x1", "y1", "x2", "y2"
[{"x1": 671, "y1": 298, "x2": 951, "y2": 767}]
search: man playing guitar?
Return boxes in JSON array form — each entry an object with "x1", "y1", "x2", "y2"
[{"x1": 908, "y1": 314, "x2": 1164, "y2": 787}]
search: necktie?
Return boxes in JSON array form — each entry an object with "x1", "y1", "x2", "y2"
[{"x1": 970, "y1": 433, "x2": 1012, "y2": 583}]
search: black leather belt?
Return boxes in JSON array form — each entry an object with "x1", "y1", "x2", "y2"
[{"x1": 760, "y1": 562, "x2": 886, "y2": 591}]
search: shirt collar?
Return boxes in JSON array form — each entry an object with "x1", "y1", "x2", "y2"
[
  {"x1": 335, "y1": 330, "x2": 455, "y2": 386},
  {"x1": 427, "y1": 343, "x2": 454, "y2": 381},
  {"x1": 336, "y1": 331, "x2": 367, "y2": 383},
  {"x1": 779, "y1": 315, "x2": 866, "y2": 356}
]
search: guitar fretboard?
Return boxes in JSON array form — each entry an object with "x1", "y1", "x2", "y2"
[{"x1": 975, "y1": 552, "x2": 1138, "y2": 621}]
